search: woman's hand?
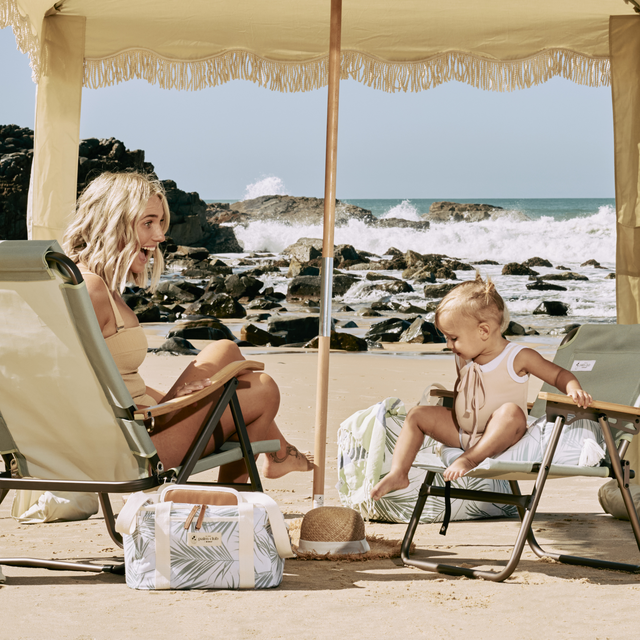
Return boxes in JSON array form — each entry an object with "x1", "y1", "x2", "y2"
[
  {"x1": 567, "y1": 388, "x2": 593, "y2": 409},
  {"x1": 175, "y1": 378, "x2": 212, "y2": 398}
]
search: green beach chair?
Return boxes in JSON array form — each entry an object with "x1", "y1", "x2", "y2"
[
  {"x1": 401, "y1": 323, "x2": 640, "y2": 581},
  {"x1": 0, "y1": 240, "x2": 279, "y2": 576}
]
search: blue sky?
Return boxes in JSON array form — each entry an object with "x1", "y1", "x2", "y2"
[{"x1": 1, "y1": 26, "x2": 615, "y2": 200}]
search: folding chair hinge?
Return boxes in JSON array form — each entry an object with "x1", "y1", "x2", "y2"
[
  {"x1": 623, "y1": 459, "x2": 631, "y2": 488},
  {"x1": 143, "y1": 412, "x2": 155, "y2": 434}
]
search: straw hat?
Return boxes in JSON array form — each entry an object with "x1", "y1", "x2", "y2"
[{"x1": 297, "y1": 507, "x2": 370, "y2": 554}]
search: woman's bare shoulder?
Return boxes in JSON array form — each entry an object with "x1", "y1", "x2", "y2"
[{"x1": 80, "y1": 270, "x2": 113, "y2": 332}]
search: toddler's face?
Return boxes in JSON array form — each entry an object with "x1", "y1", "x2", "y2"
[{"x1": 437, "y1": 312, "x2": 486, "y2": 361}]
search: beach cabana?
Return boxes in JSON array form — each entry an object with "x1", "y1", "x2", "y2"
[{"x1": 1, "y1": 0, "x2": 640, "y2": 503}]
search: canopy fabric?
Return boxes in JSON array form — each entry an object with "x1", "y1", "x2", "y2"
[{"x1": 2, "y1": 0, "x2": 635, "y2": 93}]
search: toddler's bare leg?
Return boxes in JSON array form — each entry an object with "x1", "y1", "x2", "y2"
[
  {"x1": 371, "y1": 405, "x2": 459, "y2": 500},
  {"x1": 443, "y1": 403, "x2": 527, "y2": 481}
]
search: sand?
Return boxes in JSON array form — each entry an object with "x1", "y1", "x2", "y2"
[{"x1": 1, "y1": 337, "x2": 639, "y2": 639}]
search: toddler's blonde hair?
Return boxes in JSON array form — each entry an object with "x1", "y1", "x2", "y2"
[
  {"x1": 435, "y1": 272, "x2": 511, "y2": 333},
  {"x1": 63, "y1": 172, "x2": 170, "y2": 293}
]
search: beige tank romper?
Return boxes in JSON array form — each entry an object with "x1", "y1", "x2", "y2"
[
  {"x1": 454, "y1": 342, "x2": 529, "y2": 450},
  {"x1": 80, "y1": 268, "x2": 158, "y2": 408}
]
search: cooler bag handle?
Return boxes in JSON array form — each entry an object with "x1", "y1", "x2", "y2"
[
  {"x1": 241, "y1": 492, "x2": 295, "y2": 559},
  {"x1": 115, "y1": 490, "x2": 160, "y2": 535}
]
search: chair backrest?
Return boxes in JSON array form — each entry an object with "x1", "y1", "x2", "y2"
[
  {"x1": 0, "y1": 240, "x2": 158, "y2": 482},
  {"x1": 530, "y1": 323, "x2": 640, "y2": 419}
]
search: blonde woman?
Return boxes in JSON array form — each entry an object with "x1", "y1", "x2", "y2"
[
  {"x1": 372, "y1": 273, "x2": 592, "y2": 498},
  {"x1": 63, "y1": 171, "x2": 313, "y2": 481}
]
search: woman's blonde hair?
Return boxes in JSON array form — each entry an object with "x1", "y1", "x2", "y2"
[
  {"x1": 63, "y1": 172, "x2": 170, "y2": 292},
  {"x1": 435, "y1": 272, "x2": 511, "y2": 333}
]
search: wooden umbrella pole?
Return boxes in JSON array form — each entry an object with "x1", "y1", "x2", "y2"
[{"x1": 312, "y1": 0, "x2": 342, "y2": 509}]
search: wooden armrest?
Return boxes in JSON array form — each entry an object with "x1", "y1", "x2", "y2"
[
  {"x1": 429, "y1": 389, "x2": 455, "y2": 399},
  {"x1": 134, "y1": 360, "x2": 264, "y2": 419},
  {"x1": 538, "y1": 392, "x2": 640, "y2": 418}
]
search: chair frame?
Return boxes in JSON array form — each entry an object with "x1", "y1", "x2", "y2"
[
  {"x1": 401, "y1": 390, "x2": 640, "y2": 581},
  {"x1": 0, "y1": 250, "x2": 278, "y2": 576}
]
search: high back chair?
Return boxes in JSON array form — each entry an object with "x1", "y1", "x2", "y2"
[
  {"x1": 401, "y1": 323, "x2": 640, "y2": 581},
  {"x1": 0, "y1": 240, "x2": 279, "y2": 575}
]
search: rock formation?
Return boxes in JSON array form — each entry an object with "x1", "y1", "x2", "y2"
[
  {"x1": 423, "y1": 201, "x2": 529, "y2": 223},
  {"x1": 0, "y1": 125, "x2": 242, "y2": 251}
]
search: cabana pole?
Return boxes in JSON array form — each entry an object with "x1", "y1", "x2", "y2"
[{"x1": 312, "y1": 0, "x2": 342, "y2": 509}]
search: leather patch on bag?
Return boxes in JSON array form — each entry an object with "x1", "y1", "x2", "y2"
[
  {"x1": 163, "y1": 489, "x2": 238, "y2": 506},
  {"x1": 187, "y1": 531, "x2": 223, "y2": 547}
]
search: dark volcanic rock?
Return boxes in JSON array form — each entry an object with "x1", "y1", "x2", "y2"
[
  {"x1": 304, "y1": 331, "x2": 368, "y2": 351},
  {"x1": 231, "y1": 195, "x2": 375, "y2": 226},
  {"x1": 540, "y1": 272, "x2": 589, "y2": 281},
  {"x1": 365, "y1": 318, "x2": 412, "y2": 343},
  {"x1": 503, "y1": 321, "x2": 526, "y2": 336},
  {"x1": 533, "y1": 301, "x2": 570, "y2": 316},
  {"x1": 267, "y1": 316, "x2": 323, "y2": 344},
  {"x1": 287, "y1": 274, "x2": 358, "y2": 300},
  {"x1": 370, "y1": 280, "x2": 414, "y2": 295},
  {"x1": 502, "y1": 263, "x2": 540, "y2": 276},
  {"x1": 156, "y1": 337, "x2": 200, "y2": 355},
  {"x1": 373, "y1": 218, "x2": 430, "y2": 230},
  {"x1": 184, "y1": 293, "x2": 246, "y2": 318},
  {"x1": 423, "y1": 283, "x2": 458, "y2": 298},
  {"x1": 283, "y1": 238, "x2": 323, "y2": 262},
  {"x1": 224, "y1": 274, "x2": 263, "y2": 300},
  {"x1": 0, "y1": 124, "x2": 34, "y2": 239},
  {"x1": 523, "y1": 257, "x2": 553, "y2": 268},
  {"x1": 424, "y1": 201, "x2": 528, "y2": 223},
  {"x1": 399, "y1": 319, "x2": 445, "y2": 343},
  {"x1": 241, "y1": 323, "x2": 286, "y2": 346},
  {"x1": 526, "y1": 280, "x2": 567, "y2": 292},
  {"x1": 169, "y1": 318, "x2": 236, "y2": 341},
  {"x1": 581, "y1": 259, "x2": 605, "y2": 268}
]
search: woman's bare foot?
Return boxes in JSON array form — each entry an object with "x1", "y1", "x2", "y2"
[
  {"x1": 262, "y1": 445, "x2": 314, "y2": 479},
  {"x1": 371, "y1": 470, "x2": 410, "y2": 501},
  {"x1": 443, "y1": 455, "x2": 477, "y2": 481}
]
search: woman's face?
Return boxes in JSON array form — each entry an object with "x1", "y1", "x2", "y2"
[{"x1": 131, "y1": 196, "x2": 166, "y2": 274}]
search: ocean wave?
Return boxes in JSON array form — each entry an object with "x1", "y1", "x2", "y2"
[
  {"x1": 380, "y1": 199, "x2": 421, "y2": 221},
  {"x1": 243, "y1": 176, "x2": 287, "y2": 200},
  {"x1": 234, "y1": 204, "x2": 616, "y2": 267}
]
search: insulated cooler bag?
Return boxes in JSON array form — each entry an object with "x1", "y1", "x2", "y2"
[{"x1": 115, "y1": 485, "x2": 294, "y2": 590}]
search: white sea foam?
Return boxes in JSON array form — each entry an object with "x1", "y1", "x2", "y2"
[
  {"x1": 243, "y1": 176, "x2": 287, "y2": 200},
  {"x1": 380, "y1": 200, "x2": 421, "y2": 221},
  {"x1": 235, "y1": 204, "x2": 616, "y2": 268}
]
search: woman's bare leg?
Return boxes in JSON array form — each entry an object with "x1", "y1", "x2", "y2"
[
  {"x1": 443, "y1": 403, "x2": 527, "y2": 481},
  {"x1": 150, "y1": 340, "x2": 312, "y2": 481},
  {"x1": 371, "y1": 405, "x2": 459, "y2": 500}
]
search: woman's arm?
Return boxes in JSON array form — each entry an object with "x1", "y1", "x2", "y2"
[{"x1": 514, "y1": 348, "x2": 593, "y2": 408}]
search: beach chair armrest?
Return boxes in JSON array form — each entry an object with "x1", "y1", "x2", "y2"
[
  {"x1": 538, "y1": 392, "x2": 640, "y2": 418},
  {"x1": 134, "y1": 360, "x2": 264, "y2": 419},
  {"x1": 429, "y1": 388, "x2": 455, "y2": 400}
]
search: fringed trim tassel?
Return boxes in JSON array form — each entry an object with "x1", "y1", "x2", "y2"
[
  {"x1": 0, "y1": 0, "x2": 41, "y2": 82},
  {"x1": 84, "y1": 47, "x2": 610, "y2": 93}
]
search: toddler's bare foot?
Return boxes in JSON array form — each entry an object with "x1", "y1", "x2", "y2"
[
  {"x1": 371, "y1": 471, "x2": 410, "y2": 501},
  {"x1": 443, "y1": 456, "x2": 477, "y2": 481},
  {"x1": 262, "y1": 445, "x2": 314, "y2": 479}
]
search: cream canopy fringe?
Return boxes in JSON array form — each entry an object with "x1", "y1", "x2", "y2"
[
  {"x1": 82, "y1": 48, "x2": 610, "y2": 93},
  {"x1": 0, "y1": 0, "x2": 40, "y2": 81}
]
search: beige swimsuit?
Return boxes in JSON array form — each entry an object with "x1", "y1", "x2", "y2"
[
  {"x1": 80, "y1": 269, "x2": 157, "y2": 408},
  {"x1": 454, "y1": 342, "x2": 529, "y2": 450}
]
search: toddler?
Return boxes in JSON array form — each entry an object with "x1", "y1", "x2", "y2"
[{"x1": 371, "y1": 273, "x2": 592, "y2": 499}]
